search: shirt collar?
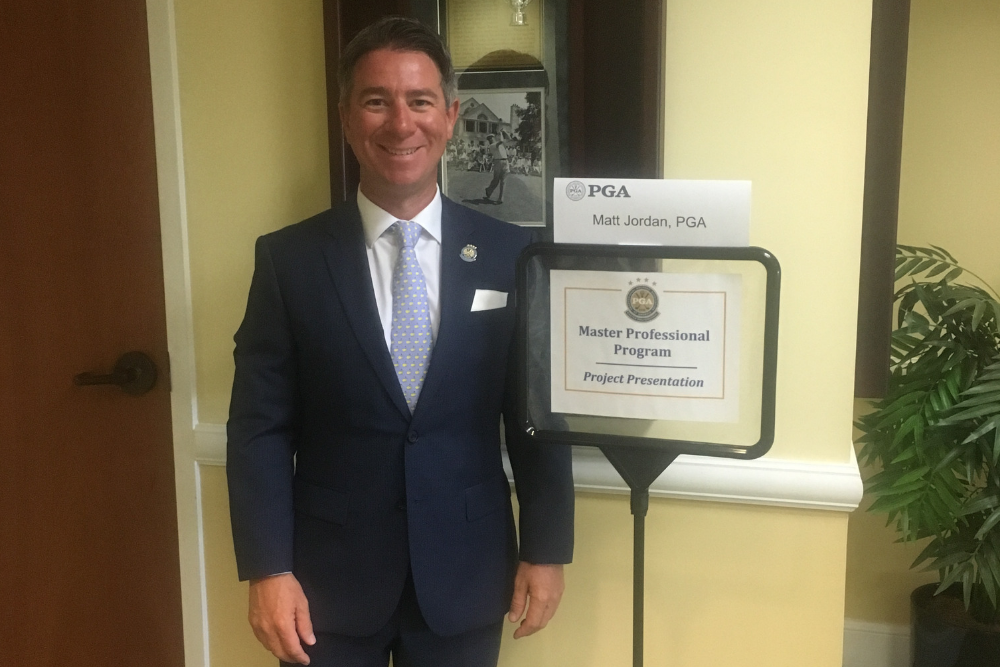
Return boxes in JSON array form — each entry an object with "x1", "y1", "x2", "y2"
[{"x1": 357, "y1": 187, "x2": 442, "y2": 248}]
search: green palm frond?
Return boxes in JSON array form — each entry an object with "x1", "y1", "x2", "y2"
[{"x1": 859, "y1": 245, "x2": 1000, "y2": 624}]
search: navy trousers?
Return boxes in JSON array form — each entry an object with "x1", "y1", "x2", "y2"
[{"x1": 281, "y1": 574, "x2": 504, "y2": 667}]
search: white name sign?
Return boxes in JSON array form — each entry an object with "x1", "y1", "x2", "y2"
[
  {"x1": 553, "y1": 178, "x2": 751, "y2": 246},
  {"x1": 550, "y1": 269, "x2": 741, "y2": 423}
]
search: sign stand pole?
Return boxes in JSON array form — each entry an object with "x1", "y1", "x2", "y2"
[
  {"x1": 515, "y1": 242, "x2": 781, "y2": 667},
  {"x1": 600, "y1": 445, "x2": 679, "y2": 667}
]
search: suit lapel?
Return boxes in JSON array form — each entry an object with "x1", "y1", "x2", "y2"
[
  {"x1": 321, "y1": 203, "x2": 411, "y2": 419},
  {"x1": 412, "y1": 198, "x2": 475, "y2": 421}
]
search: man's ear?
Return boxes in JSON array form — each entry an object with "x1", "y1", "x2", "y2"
[{"x1": 445, "y1": 97, "x2": 460, "y2": 133}]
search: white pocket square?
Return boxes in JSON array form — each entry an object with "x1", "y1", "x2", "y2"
[{"x1": 471, "y1": 289, "x2": 508, "y2": 312}]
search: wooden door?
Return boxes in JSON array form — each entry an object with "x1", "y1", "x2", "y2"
[{"x1": 0, "y1": 2, "x2": 185, "y2": 665}]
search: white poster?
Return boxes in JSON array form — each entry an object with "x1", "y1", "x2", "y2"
[
  {"x1": 553, "y1": 178, "x2": 751, "y2": 247},
  {"x1": 550, "y1": 269, "x2": 742, "y2": 422}
]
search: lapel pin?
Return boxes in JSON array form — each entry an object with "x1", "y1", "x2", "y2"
[{"x1": 460, "y1": 244, "x2": 478, "y2": 262}]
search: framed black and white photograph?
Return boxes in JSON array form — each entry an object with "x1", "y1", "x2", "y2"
[{"x1": 442, "y1": 88, "x2": 545, "y2": 226}]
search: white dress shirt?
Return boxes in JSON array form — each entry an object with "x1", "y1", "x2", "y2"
[{"x1": 357, "y1": 187, "x2": 442, "y2": 349}]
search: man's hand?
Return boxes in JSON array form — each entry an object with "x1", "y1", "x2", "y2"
[
  {"x1": 507, "y1": 562, "x2": 565, "y2": 639},
  {"x1": 248, "y1": 573, "x2": 316, "y2": 665}
]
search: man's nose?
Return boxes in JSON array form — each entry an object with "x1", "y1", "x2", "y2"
[{"x1": 386, "y1": 102, "x2": 415, "y2": 135}]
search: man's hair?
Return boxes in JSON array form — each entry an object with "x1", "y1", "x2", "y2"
[{"x1": 338, "y1": 16, "x2": 457, "y2": 107}]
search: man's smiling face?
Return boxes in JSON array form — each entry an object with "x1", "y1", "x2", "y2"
[{"x1": 341, "y1": 48, "x2": 459, "y2": 206}]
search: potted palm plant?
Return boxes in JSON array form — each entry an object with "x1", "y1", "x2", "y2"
[{"x1": 856, "y1": 245, "x2": 1000, "y2": 665}]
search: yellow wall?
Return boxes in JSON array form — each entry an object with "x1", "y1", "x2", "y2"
[
  {"x1": 497, "y1": 495, "x2": 848, "y2": 666},
  {"x1": 201, "y1": 466, "x2": 274, "y2": 667},
  {"x1": 844, "y1": 0, "x2": 1000, "y2": 625},
  {"x1": 176, "y1": 0, "x2": 331, "y2": 424},
  {"x1": 660, "y1": 1, "x2": 871, "y2": 464},
  {"x1": 896, "y1": 0, "x2": 1000, "y2": 281},
  {"x1": 178, "y1": 1, "x2": 876, "y2": 665}
]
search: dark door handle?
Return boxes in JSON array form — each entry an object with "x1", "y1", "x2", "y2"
[{"x1": 74, "y1": 351, "x2": 158, "y2": 396}]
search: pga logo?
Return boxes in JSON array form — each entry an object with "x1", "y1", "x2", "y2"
[{"x1": 565, "y1": 181, "x2": 631, "y2": 201}]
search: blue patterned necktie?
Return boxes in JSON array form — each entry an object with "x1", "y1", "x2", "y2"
[{"x1": 390, "y1": 221, "x2": 433, "y2": 413}]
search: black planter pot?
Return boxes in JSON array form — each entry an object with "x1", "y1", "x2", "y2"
[{"x1": 911, "y1": 583, "x2": 1000, "y2": 667}]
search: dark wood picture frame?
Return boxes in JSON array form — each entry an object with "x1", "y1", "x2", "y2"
[
  {"x1": 322, "y1": 0, "x2": 666, "y2": 225},
  {"x1": 442, "y1": 83, "x2": 548, "y2": 226},
  {"x1": 855, "y1": 0, "x2": 911, "y2": 398}
]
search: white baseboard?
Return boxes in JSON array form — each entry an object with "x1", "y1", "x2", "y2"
[
  {"x1": 194, "y1": 422, "x2": 863, "y2": 512},
  {"x1": 843, "y1": 620, "x2": 910, "y2": 667}
]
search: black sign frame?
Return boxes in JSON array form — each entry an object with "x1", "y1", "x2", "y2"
[{"x1": 515, "y1": 242, "x2": 781, "y2": 461}]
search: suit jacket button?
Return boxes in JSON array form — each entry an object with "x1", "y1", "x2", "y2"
[
  {"x1": 396, "y1": 500, "x2": 407, "y2": 511},
  {"x1": 407, "y1": 431, "x2": 418, "y2": 443}
]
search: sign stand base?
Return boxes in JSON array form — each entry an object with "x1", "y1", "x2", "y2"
[{"x1": 599, "y1": 445, "x2": 679, "y2": 667}]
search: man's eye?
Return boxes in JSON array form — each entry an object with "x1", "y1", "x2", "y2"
[
  {"x1": 364, "y1": 99, "x2": 387, "y2": 108},
  {"x1": 411, "y1": 99, "x2": 432, "y2": 108}
]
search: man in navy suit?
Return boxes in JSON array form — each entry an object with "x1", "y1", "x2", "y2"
[{"x1": 227, "y1": 17, "x2": 574, "y2": 667}]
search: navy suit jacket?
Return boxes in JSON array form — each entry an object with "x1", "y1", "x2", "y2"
[{"x1": 227, "y1": 196, "x2": 574, "y2": 638}]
